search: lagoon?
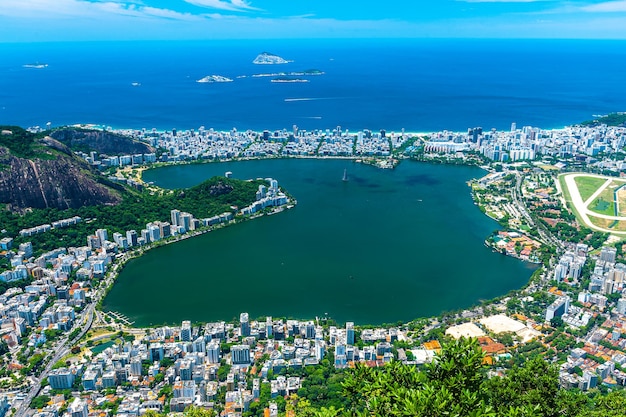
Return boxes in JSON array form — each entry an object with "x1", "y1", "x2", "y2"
[{"x1": 102, "y1": 159, "x2": 536, "y2": 326}]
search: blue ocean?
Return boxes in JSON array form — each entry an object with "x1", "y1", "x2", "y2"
[{"x1": 1, "y1": 39, "x2": 626, "y2": 132}]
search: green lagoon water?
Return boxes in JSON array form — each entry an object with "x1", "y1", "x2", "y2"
[{"x1": 103, "y1": 159, "x2": 536, "y2": 326}]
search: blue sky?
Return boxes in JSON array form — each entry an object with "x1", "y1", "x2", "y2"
[{"x1": 1, "y1": 0, "x2": 626, "y2": 41}]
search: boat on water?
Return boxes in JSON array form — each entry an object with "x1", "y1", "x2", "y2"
[{"x1": 342, "y1": 168, "x2": 348, "y2": 182}]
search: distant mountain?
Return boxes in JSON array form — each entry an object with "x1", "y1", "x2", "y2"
[
  {"x1": 49, "y1": 127, "x2": 154, "y2": 156},
  {"x1": 0, "y1": 126, "x2": 121, "y2": 212}
]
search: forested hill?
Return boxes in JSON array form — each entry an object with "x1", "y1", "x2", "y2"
[
  {"x1": 0, "y1": 176, "x2": 263, "y2": 255},
  {"x1": 0, "y1": 126, "x2": 121, "y2": 211}
]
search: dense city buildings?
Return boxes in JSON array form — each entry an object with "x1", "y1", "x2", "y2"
[{"x1": 3, "y1": 118, "x2": 626, "y2": 416}]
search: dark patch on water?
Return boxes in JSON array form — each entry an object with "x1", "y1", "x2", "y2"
[
  {"x1": 405, "y1": 174, "x2": 440, "y2": 186},
  {"x1": 350, "y1": 175, "x2": 374, "y2": 185}
]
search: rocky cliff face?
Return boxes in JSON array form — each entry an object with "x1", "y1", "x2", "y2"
[
  {"x1": 50, "y1": 128, "x2": 154, "y2": 155},
  {"x1": 0, "y1": 128, "x2": 121, "y2": 212}
]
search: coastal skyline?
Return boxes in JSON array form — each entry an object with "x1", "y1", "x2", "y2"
[{"x1": 1, "y1": 0, "x2": 626, "y2": 42}]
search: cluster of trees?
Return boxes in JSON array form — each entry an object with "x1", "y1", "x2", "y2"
[{"x1": 540, "y1": 219, "x2": 607, "y2": 250}]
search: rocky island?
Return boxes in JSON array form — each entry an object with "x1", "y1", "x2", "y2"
[
  {"x1": 271, "y1": 77, "x2": 309, "y2": 83},
  {"x1": 252, "y1": 69, "x2": 324, "y2": 77},
  {"x1": 23, "y1": 63, "x2": 48, "y2": 69},
  {"x1": 252, "y1": 52, "x2": 291, "y2": 64},
  {"x1": 196, "y1": 75, "x2": 233, "y2": 83}
]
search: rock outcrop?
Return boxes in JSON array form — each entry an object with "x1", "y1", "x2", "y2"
[
  {"x1": 0, "y1": 127, "x2": 121, "y2": 212},
  {"x1": 50, "y1": 128, "x2": 154, "y2": 155}
]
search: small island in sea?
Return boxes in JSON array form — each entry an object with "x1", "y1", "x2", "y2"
[
  {"x1": 23, "y1": 63, "x2": 48, "y2": 69},
  {"x1": 271, "y1": 77, "x2": 309, "y2": 83},
  {"x1": 252, "y1": 69, "x2": 325, "y2": 78},
  {"x1": 196, "y1": 75, "x2": 233, "y2": 83},
  {"x1": 253, "y1": 52, "x2": 292, "y2": 64}
]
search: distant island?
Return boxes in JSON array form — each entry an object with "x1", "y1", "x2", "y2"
[
  {"x1": 252, "y1": 69, "x2": 324, "y2": 77},
  {"x1": 271, "y1": 77, "x2": 309, "y2": 83},
  {"x1": 196, "y1": 75, "x2": 233, "y2": 83},
  {"x1": 253, "y1": 52, "x2": 291, "y2": 64},
  {"x1": 23, "y1": 63, "x2": 48, "y2": 69}
]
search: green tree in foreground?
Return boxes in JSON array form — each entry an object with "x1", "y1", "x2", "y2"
[
  {"x1": 576, "y1": 391, "x2": 626, "y2": 417},
  {"x1": 342, "y1": 338, "x2": 496, "y2": 417},
  {"x1": 340, "y1": 338, "x2": 589, "y2": 417}
]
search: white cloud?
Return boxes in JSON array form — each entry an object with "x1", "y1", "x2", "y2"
[
  {"x1": 0, "y1": 0, "x2": 204, "y2": 21},
  {"x1": 2, "y1": 0, "x2": 626, "y2": 41},
  {"x1": 184, "y1": 0, "x2": 260, "y2": 12},
  {"x1": 457, "y1": 0, "x2": 553, "y2": 2},
  {"x1": 580, "y1": 1, "x2": 626, "y2": 12}
]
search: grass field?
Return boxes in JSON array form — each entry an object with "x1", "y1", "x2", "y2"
[
  {"x1": 537, "y1": 164, "x2": 560, "y2": 171},
  {"x1": 574, "y1": 176, "x2": 608, "y2": 202},
  {"x1": 617, "y1": 186, "x2": 626, "y2": 217},
  {"x1": 590, "y1": 197, "x2": 614, "y2": 216},
  {"x1": 588, "y1": 186, "x2": 616, "y2": 216},
  {"x1": 589, "y1": 215, "x2": 626, "y2": 231},
  {"x1": 559, "y1": 174, "x2": 574, "y2": 205}
]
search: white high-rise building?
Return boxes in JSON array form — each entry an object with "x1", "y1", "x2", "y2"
[
  {"x1": 315, "y1": 340, "x2": 326, "y2": 360},
  {"x1": 96, "y1": 228, "x2": 108, "y2": 244},
  {"x1": 231, "y1": 345, "x2": 251, "y2": 365},
  {"x1": 148, "y1": 224, "x2": 161, "y2": 241},
  {"x1": 600, "y1": 247, "x2": 617, "y2": 263},
  {"x1": 346, "y1": 322, "x2": 355, "y2": 345},
  {"x1": 181, "y1": 320, "x2": 192, "y2": 342},
  {"x1": 126, "y1": 230, "x2": 138, "y2": 246},
  {"x1": 266, "y1": 316, "x2": 273, "y2": 338},
  {"x1": 69, "y1": 398, "x2": 88, "y2": 417},
  {"x1": 171, "y1": 209, "x2": 181, "y2": 227},
  {"x1": 130, "y1": 358, "x2": 142, "y2": 376},
  {"x1": 181, "y1": 213, "x2": 193, "y2": 232},
  {"x1": 240, "y1": 312, "x2": 250, "y2": 337},
  {"x1": 207, "y1": 340, "x2": 221, "y2": 364},
  {"x1": 193, "y1": 336, "x2": 206, "y2": 353}
]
